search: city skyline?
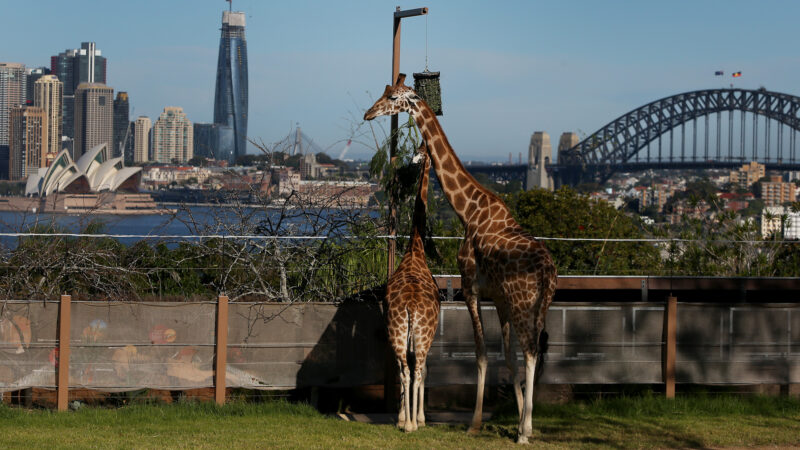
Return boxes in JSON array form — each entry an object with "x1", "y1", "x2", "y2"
[{"x1": 5, "y1": 1, "x2": 800, "y2": 161}]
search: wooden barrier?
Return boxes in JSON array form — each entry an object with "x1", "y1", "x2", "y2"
[
  {"x1": 664, "y1": 296, "x2": 677, "y2": 398},
  {"x1": 57, "y1": 294, "x2": 71, "y2": 411},
  {"x1": 215, "y1": 295, "x2": 229, "y2": 405}
]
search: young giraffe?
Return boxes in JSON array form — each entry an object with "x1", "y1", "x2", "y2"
[
  {"x1": 365, "y1": 75, "x2": 557, "y2": 444},
  {"x1": 385, "y1": 145, "x2": 440, "y2": 432}
]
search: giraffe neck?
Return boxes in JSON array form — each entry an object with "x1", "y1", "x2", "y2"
[
  {"x1": 407, "y1": 149, "x2": 431, "y2": 255},
  {"x1": 409, "y1": 102, "x2": 500, "y2": 227}
]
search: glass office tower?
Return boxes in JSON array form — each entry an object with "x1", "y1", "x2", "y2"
[{"x1": 213, "y1": 11, "x2": 248, "y2": 164}]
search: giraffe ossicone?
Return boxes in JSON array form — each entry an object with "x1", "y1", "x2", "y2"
[{"x1": 365, "y1": 75, "x2": 558, "y2": 444}]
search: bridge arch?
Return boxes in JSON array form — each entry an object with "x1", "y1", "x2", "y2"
[{"x1": 557, "y1": 88, "x2": 800, "y2": 184}]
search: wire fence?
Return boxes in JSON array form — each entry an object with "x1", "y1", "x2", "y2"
[{"x1": 0, "y1": 229, "x2": 799, "y2": 302}]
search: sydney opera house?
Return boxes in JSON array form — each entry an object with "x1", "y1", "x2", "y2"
[
  {"x1": 25, "y1": 143, "x2": 141, "y2": 196},
  {"x1": 0, "y1": 143, "x2": 165, "y2": 214}
]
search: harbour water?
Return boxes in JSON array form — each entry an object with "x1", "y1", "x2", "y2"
[{"x1": 0, "y1": 205, "x2": 378, "y2": 248}]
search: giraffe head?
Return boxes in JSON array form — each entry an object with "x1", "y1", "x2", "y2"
[{"x1": 363, "y1": 74, "x2": 423, "y2": 121}]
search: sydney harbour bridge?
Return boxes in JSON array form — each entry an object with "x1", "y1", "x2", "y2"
[{"x1": 466, "y1": 88, "x2": 800, "y2": 188}]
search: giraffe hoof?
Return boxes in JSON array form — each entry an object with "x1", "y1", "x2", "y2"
[
  {"x1": 516, "y1": 435, "x2": 529, "y2": 445},
  {"x1": 467, "y1": 426, "x2": 481, "y2": 436}
]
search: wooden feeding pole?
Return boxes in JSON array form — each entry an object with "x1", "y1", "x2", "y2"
[
  {"x1": 385, "y1": 7, "x2": 428, "y2": 413},
  {"x1": 387, "y1": 6, "x2": 428, "y2": 279},
  {"x1": 57, "y1": 294, "x2": 72, "y2": 411}
]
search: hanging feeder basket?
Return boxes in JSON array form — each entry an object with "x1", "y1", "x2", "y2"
[{"x1": 413, "y1": 71, "x2": 443, "y2": 116}]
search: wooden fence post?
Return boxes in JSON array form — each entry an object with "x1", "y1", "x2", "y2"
[
  {"x1": 215, "y1": 294, "x2": 229, "y2": 405},
  {"x1": 664, "y1": 295, "x2": 677, "y2": 399},
  {"x1": 57, "y1": 294, "x2": 71, "y2": 411}
]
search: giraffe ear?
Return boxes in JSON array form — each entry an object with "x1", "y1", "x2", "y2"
[{"x1": 395, "y1": 73, "x2": 406, "y2": 86}]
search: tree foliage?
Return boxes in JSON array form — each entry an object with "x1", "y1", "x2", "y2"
[{"x1": 505, "y1": 187, "x2": 660, "y2": 275}]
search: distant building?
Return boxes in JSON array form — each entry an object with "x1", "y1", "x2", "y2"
[
  {"x1": 299, "y1": 153, "x2": 338, "y2": 179},
  {"x1": 133, "y1": 116, "x2": 151, "y2": 163},
  {"x1": 25, "y1": 67, "x2": 51, "y2": 105},
  {"x1": 9, "y1": 106, "x2": 46, "y2": 180},
  {"x1": 0, "y1": 63, "x2": 27, "y2": 148},
  {"x1": 152, "y1": 107, "x2": 193, "y2": 163},
  {"x1": 275, "y1": 167, "x2": 301, "y2": 196},
  {"x1": 729, "y1": 161, "x2": 765, "y2": 189},
  {"x1": 193, "y1": 122, "x2": 219, "y2": 159},
  {"x1": 760, "y1": 175, "x2": 795, "y2": 206},
  {"x1": 666, "y1": 199, "x2": 710, "y2": 225},
  {"x1": 124, "y1": 120, "x2": 136, "y2": 165},
  {"x1": 112, "y1": 92, "x2": 130, "y2": 159},
  {"x1": 74, "y1": 83, "x2": 113, "y2": 160},
  {"x1": 718, "y1": 192, "x2": 755, "y2": 213},
  {"x1": 33, "y1": 75, "x2": 63, "y2": 159},
  {"x1": 527, "y1": 132, "x2": 553, "y2": 191},
  {"x1": 213, "y1": 10, "x2": 249, "y2": 164},
  {"x1": 141, "y1": 165, "x2": 212, "y2": 188},
  {"x1": 761, "y1": 206, "x2": 800, "y2": 239},
  {"x1": 51, "y1": 42, "x2": 107, "y2": 140}
]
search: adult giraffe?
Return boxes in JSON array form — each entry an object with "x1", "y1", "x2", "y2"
[
  {"x1": 385, "y1": 145, "x2": 439, "y2": 432},
  {"x1": 365, "y1": 75, "x2": 557, "y2": 444}
]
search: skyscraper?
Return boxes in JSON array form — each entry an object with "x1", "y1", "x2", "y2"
[
  {"x1": 9, "y1": 106, "x2": 46, "y2": 180},
  {"x1": 134, "y1": 116, "x2": 151, "y2": 164},
  {"x1": 193, "y1": 122, "x2": 218, "y2": 159},
  {"x1": 74, "y1": 83, "x2": 113, "y2": 160},
  {"x1": 0, "y1": 63, "x2": 27, "y2": 147},
  {"x1": 25, "y1": 67, "x2": 51, "y2": 105},
  {"x1": 51, "y1": 42, "x2": 106, "y2": 139},
  {"x1": 113, "y1": 92, "x2": 130, "y2": 159},
  {"x1": 34, "y1": 75, "x2": 63, "y2": 158},
  {"x1": 153, "y1": 107, "x2": 193, "y2": 163},
  {"x1": 213, "y1": 10, "x2": 248, "y2": 164}
]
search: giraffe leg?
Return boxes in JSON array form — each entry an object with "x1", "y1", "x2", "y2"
[
  {"x1": 389, "y1": 309, "x2": 410, "y2": 429},
  {"x1": 465, "y1": 293, "x2": 487, "y2": 435},
  {"x1": 459, "y1": 241, "x2": 486, "y2": 435},
  {"x1": 517, "y1": 351, "x2": 538, "y2": 444},
  {"x1": 497, "y1": 302, "x2": 523, "y2": 418},
  {"x1": 399, "y1": 358, "x2": 413, "y2": 432},
  {"x1": 417, "y1": 364, "x2": 427, "y2": 427}
]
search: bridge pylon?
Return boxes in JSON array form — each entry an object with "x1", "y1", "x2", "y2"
[{"x1": 527, "y1": 132, "x2": 554, "y2": 191}]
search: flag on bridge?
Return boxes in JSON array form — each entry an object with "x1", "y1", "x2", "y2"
[
  {"x1": 715, "y1": 71, "x2": 724, "y2": 76},
  {"x1": 732, "y1": 72, "x2": 742, "y2": 77}
]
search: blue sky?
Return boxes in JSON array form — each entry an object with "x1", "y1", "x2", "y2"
[{"x1": 4, "y1": 0, "x2": 800, "y2": 161}]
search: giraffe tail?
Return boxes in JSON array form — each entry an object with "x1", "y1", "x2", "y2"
[{"x1": 534, "y1": 329, "x2": 548, "y2": 386}]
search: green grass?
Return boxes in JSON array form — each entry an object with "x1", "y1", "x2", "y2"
[{"x1": 1, "y1": 395, "x2": 799, "y2": 449}]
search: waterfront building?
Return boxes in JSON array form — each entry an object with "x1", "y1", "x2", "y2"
[
  {"x1": 9, "y1": 106, "x2": 46, "y2": 180},
  {"x1": 729, "y1": 161, "x2": 765, "y2": 189},
  {"x1": 0, "y1": 63, "x2": 27, "y2": 148},
  {"x1": 761, "y1": 175, "x2": 796, "y2": 206},
  {"x1": 25, "y1": 67, "x2": 51, "y2": 105},
  {"x1": 213, "y1": 10, "x2": 248, "y2": 164},
  {"x1": 153, "y1": 107, "x2": 193, "y2": 163},
  {"x1": 34, "y1": 75, "x2": 63, "y2": 158},
  {"x1": 134, "y1": 116, "x2": 151, "y2": 163},
  {"x1": 193, "y1": 122, "x2": 219, "y2": 159},
  {"x1": 51, "y1": 42, "x2": 106, "y2": 139},
  {"x1": 113, "y1": 92, "x2": 130, "y2": 159},
  {"x1": 25, "y1": 144, "x2": 141, "y2": 196},
  {"x1": 74, "y1": 83, "x2": 113, "y2": 160}
]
